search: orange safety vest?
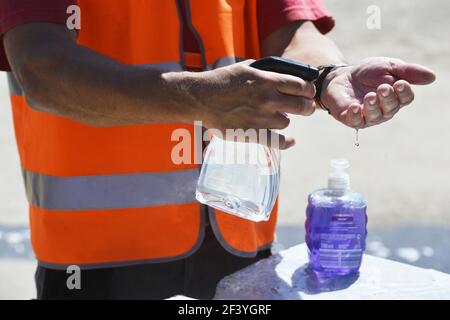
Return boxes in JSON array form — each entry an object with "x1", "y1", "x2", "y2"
[{"x1": 7, "y1": 0, "x2": 278, "y2": 269}]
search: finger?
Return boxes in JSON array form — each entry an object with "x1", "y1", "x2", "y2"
[
  {"x1": 280, "y1": 135, "x2": 296, "y2": 150},
  {"x1": 271, "y1": 93, "x2": 315, "y2": 116},
  {"x1": 390, "y1": 61, "x2": 436, "y2": 85},
  {"x1": 273, "y1": 74, "x2": 316, "y2": 99},
  {"x1": 231, "y1": 129, "x2": 295, "y2": 150},
  {"x1": 377, "y1": 84, "x2": 400, "y2": 117},
  {"x1": 362, "y1": 92, "x2": 383, "y2": 124},
  {"x1": 263, "y1": 130, "x2": 295, "y2": 150},
  {"x1": 264, "y1": 111, "x2": 291, "y2": 130},
  {"x1": 339, "y1": 103, "x2": 364, "y2": 128},
  {"x1": 393, "y1": 80, "x2": 414, "y2": 107}
]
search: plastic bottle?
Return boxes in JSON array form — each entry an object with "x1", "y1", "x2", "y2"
[
  {"x1": 196, "y1": 135, "x2": 280, "y2": 222},
  {"x1": 305, "y1": 159, "x2": 367, "y2": 277}
]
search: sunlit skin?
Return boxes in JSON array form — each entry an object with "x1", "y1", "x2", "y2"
[
  {"x1": 264, "y1": 21, "x2": 436, "y2": 146},
  {"x1": 4, "y1": 21, "x2": 436, "y2": 150},
  {"x1": 322, "y1": 57, "x2": 436, "y2": 128}
]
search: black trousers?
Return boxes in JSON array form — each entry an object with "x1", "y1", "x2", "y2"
[{"x1": 35, "y1": 222, "x2": 271, "y2": 300}]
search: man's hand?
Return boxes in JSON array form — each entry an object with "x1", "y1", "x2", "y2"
[
  {"x1": 321, "y1": 57, "x2": 436, "y2": 128},
  {"x1": 165, "y1": 60, "x2": 316, "y2": 149}
]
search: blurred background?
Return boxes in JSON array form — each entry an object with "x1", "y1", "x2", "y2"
[{"x1": 0, "y1": 0, "x2": 449, "y2": 299}]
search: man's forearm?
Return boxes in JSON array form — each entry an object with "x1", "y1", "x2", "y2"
[
  {"x1": 262, "y1": 21, "x2": 346, "y2": 67},
  {"x1": 5, "y1": 23, "x2": 197, "y2": 127},
  {"x1": 5, "y1": 22, "x2": 324, "y2": 133}
]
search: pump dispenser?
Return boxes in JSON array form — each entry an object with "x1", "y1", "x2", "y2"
[
  {"x1": 328, "y1": 159, "x2": 350, "y2": 193},
  {"x1": 305, "y1": 159, "x2": 368, "y2": 277}
]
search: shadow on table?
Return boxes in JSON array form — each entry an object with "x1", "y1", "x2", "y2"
[
  {"x1": 291, "y1": 264, "x2": 359, "y2": 295},
  {"x1": 215, "y1": 255, "x2": 359, "y2": 299}
]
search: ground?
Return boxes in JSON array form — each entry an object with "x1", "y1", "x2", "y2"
[{"x1": 0, "y1": 0, "x2": 448, "y2": 299}]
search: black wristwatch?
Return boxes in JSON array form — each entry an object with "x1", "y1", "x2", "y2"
[{"x1": 314, "y1": 64, "x2": 348, "y2": 113}]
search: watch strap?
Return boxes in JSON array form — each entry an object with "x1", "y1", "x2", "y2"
[{"x1": 314, "y1": 64, "x2": 348, "y2": 113}]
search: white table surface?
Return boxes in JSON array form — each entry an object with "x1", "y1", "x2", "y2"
[{"x1": 214, "y1": 243, "x2": 450, "y2": 300}]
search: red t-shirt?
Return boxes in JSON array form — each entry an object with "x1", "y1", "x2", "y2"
[{"x1": 0, "y1": 0, "x2": 334, "y2": 71}]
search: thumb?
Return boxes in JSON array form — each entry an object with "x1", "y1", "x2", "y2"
[{"x1": 391, "y1": 61, "x2": 436, "y2": 85}]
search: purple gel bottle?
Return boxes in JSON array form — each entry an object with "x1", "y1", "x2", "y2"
[{"x1": 305, "y1": 159, "x2": 367, "y2": 277}]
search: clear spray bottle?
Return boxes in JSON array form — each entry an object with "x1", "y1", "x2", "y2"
[
  {"x1": 195, "y1": 135, "x2": 280, "y2": 222},
  {"x1": 195, "y1": 56, "x2": 320, "y2": 222}
]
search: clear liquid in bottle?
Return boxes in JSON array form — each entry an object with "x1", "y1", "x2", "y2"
[{"x1": 196, "y1": 136, "x2": 280, "y2": 222}]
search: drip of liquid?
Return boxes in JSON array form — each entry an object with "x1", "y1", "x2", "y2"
[{"x1": 355, "y1": 129, "x2": 360, "y2": 147}]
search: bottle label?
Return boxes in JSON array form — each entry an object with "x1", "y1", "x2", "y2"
[
  {"x1": 306, "y1": 206, "x2": 367, "y2": 272},
  {"x1": 318, "y1": 232, "x2": 363, "y2": 269}
]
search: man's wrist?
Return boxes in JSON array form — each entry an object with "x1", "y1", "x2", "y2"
[
  {"x1": 314, "y1": 64, "x2": 349, "y2": 113},
  {"x1": 161, "y1": 70, "x2": 205, "y2": 124}
]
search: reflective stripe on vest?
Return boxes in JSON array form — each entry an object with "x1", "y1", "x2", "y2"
[
  {"x1": 8, "y1": 0, "x2": 277, "y2": 268},
  {"x1": 22, "y1": 168, "x2": 198, "y2": 210}
]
